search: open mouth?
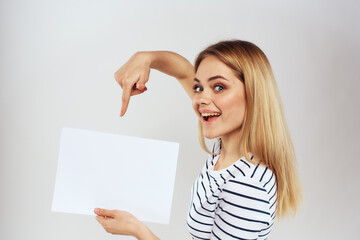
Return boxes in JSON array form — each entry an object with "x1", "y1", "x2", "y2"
[{"x1": 201, "y1": 112, "x2": 221, "y2": 122}]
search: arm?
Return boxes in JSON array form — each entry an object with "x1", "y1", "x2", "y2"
[
  {"x1": 94, "y1": 208, "x2": 159, "y2": 240},
  {"x1": 148, "y1": 51, "x2": 195, "y2": 97},
  {"x1": 114, "y1": 51, "x2": 195, "y2": 116}
]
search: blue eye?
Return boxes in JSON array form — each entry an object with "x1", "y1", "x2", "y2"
[
  {"x1": 193, "y1": 85, "x2": 203, "y2": 93},
  {"x1": 214, "y1": 85, "x2": 224, "y2": 92}
]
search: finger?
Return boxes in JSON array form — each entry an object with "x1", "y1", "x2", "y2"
[
  {"x1": 120, "y1": 81, "x2": 134, "y2": 117},
  {"x1": 136, "y1": 70, "x2": 150, "y2": 90},
  {"x1": 130, "y1": 87, "x2": 147, "y2": 96},
  {"x1": 95, "y1": 215, "x2": 106, "y2": 225},
  {"x1": 96, "y1": 216, "x2": 113, "y2": 233},
  {"x1": 136, "y1": 83, "x2": 146, "y2": 91},
  {"x1": 95, "y1": 216, "x2": 110, "y2": 231},
  {"x1": 94, "y1": 208, "x2": 116, "y2": 218},
  {"x1": 120, "y1": 86, "x2": 147, "y2": 116}
]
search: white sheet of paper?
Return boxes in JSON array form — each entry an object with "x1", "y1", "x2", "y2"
[{"x1": 52, "y1": 127, "x2": 179, "y2": 224}]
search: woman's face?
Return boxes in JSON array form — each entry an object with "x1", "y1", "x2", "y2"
[{"x1": 192, "y1": 56, "x2": 246, "y2": 139}]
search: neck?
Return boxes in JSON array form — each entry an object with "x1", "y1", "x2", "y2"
[{"x1": 216, "y1": 129, "x2": 243, "y2": 170}]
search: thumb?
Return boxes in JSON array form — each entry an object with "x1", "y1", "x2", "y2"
[
  {"x1": 94, "y1": 208, "x2": 116, "y2": 218},
  {"x1": 136, "y1": 70, "x2": 150, "y2": 90},
  {"x1": 131, "y1": 86, "x2": 147, "y2": 96},
  {"x1": 136, "y1": 83, "x2": 146, "y2": 91}
]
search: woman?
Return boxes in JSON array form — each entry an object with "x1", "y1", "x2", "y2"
[{"x1": 94, "y1": 40, "x2": 301, "y2": 239}]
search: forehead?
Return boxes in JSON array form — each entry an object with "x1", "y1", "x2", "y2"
[{"x1": 195, "y1": 56, "x2": 237, "y2": 81}]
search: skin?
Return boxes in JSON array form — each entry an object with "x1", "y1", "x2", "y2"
[
  {"x1": 96, "y1": 52, "x2": 247, "y2": 238},
  {"x1": 94, "y1": 208, "x2": 159, "y2": 239},
  {"x1": 193, "y1": 56, "x2": 247, "y2": 170},
  {"x1": 115, "y1": 51, "x2": 195, "y2": 116}
]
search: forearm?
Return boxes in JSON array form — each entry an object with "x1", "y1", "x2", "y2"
[{"x1": 136, "y1": 51, "x2": 195, "y2": 97}]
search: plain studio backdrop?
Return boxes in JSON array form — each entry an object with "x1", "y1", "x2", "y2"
[{"x1": 1, "y1": 0, "x2": 359, "y2": 239}]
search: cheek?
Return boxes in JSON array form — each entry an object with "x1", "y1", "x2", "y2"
[
  {"x1": 234, "y1": 100, "x2": 246, "y2": 121},
  {"x1": 192, "y1": 97, "x2": 199, "y2": 116},
  {"x1": 218, "y1": 94, "x2": 246, "y2": 119}
]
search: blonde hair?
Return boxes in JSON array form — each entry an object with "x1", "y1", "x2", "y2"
[{"x1": 194, "y1": 40, "x2": 301, "y2": 217}]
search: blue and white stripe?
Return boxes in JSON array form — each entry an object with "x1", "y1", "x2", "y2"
[{"x1": 187, "y1": 140, "x2": 277, "y2": 239}]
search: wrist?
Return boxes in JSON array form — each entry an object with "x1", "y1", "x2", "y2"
[
  {"x1": 134, "y1": 51, "x2": 154, "y2": 68},
  {"x1": 134, "y1": 221, "x2": 159, "y2": 240}
]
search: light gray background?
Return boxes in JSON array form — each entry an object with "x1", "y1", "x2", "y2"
[{"x1": 1, "y1": 0, "x2": 359, "y2": 239}]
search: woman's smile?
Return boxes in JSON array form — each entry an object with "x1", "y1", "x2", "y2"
[{"x1": 199, "y1": 109, "x2": 221, "y2": 125}]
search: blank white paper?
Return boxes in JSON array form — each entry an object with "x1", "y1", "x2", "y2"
[{"x1": 52, "y1": 127, "x2": 179, "y2": 224}]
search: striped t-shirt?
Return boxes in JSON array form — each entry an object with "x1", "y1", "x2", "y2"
[{"x1": 187, "y1": 140, "x2": 277, "y2": 239}]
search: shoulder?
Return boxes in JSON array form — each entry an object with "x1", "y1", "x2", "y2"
[
  {"x1": 223, "y1": 158, "x2": 277, "y2": 206},
  {"x1": 213, "y1": 161, "x2": 277, "y2": 239},
  {"x1": 220, "y1": 157, "x2": 277, "y2": 221}
]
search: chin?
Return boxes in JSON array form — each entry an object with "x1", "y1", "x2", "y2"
[{"x1": 203, "y1": 131, "x2": 220, "y2": 140}]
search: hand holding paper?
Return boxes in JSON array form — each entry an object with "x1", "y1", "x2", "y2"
[{"x1": 94, "y1": 208, "x2": 159, "y2": 240}]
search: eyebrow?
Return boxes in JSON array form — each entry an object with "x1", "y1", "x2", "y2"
[{"x1": 194, "y1": 75, "x2": 229, "y2": 83}]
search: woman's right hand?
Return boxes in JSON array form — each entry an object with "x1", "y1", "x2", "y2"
[
  {"x1": 115, "y1": 51, "x2": 195, "y2": 117},
  {"x1": 114, "y1": 52, "x2": 152, "y2": 117}
]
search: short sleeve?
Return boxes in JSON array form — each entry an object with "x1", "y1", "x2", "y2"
[{"x1": 211, "y1": 175, "x2": 276, "y2": 239}]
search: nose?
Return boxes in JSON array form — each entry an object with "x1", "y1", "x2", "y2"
[{"x1": 193, "y1": 89, "x2": 211, "y2": 106}]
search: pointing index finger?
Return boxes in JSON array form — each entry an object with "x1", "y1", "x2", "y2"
[{"x1": 120, "y1": 82, "x2": 134, "y2": 117}]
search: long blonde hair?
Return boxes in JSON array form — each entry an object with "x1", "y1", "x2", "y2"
[{"x1": 194, "y1": 40, "x2": 301, "y2": 217}]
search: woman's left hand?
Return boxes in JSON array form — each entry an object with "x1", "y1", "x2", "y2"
[
  {"x1": 94, "y1": 208, "x2": 140, "y2": 236},
  {"x1": 94, "y1": 208, "x2": 159, "y2": 240}
]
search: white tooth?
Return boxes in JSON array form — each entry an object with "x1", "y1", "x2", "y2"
[{"x1": 201, "y1": 112, "x2": 220, "y2": 117}]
